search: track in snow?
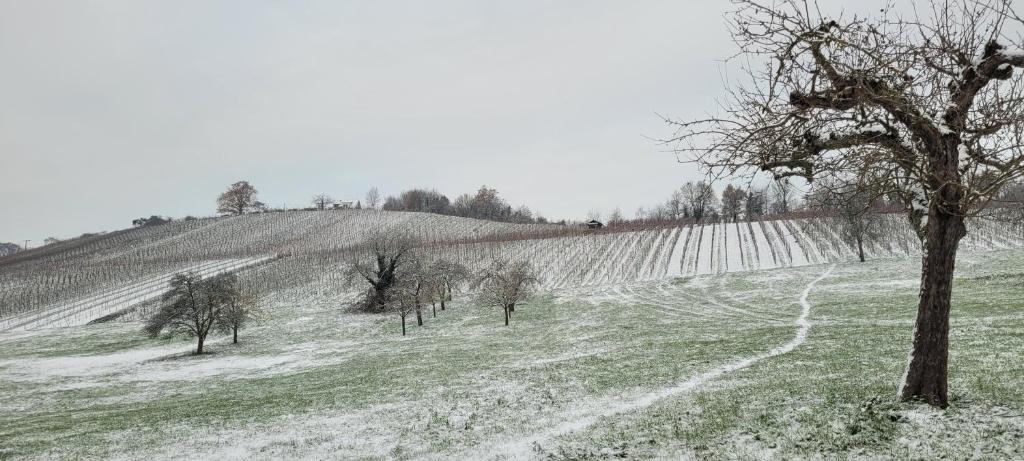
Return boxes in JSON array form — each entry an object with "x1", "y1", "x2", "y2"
[{"x1": 478, "y1": 264, "x2": 836, "y2": 459}]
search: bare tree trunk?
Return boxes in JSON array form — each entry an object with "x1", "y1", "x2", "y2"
[
  {"x1": 432, "y1": 301, "x2": 436, "y2": 318},
  {"x1": 856, "y1": 233, "x2": 865, "y2": 263},
  {"x1": 899, "y1": 211, "x2": 965, "y2": 408},
  {"x1": 416, "y1": 304, "x2": 423, "y2": 326},
  {"x1": 504, "y1": 306, "x2": 509, "y2": 326},
  {"x1": 508, "y1": 302, "x2": 515, "y2": 313},
  {"x1": 196, "y1": 335, "x2": 205, "y2": 355},
  {"x1": 233, "y1": 326, "x2": 238, "y2": 344},
  {"x1": 401, "y1": 316, "x2": 406, "y2": 336},
  {"x1": 440, "y1": 298, "x2": 446, "y2": 311}
]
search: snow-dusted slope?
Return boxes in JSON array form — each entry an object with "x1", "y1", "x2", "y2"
[
  {"x1": 0, "y1": 210, "x2": 552, "y2": 318},
  {"x1": 2, "y1": 210, "x2": 1022, "y2": 329},
  {"x1": 0, "y1": 257, "x2": 273, "y2": 331},
  {"x1": 425, "y1": 214, "x2": 1022, "y2": 288}
]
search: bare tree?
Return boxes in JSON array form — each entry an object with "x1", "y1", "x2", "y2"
[
  {"x1": 217, "y1": 181, "x2": 261, "y2": 216},
  {"x1": 348, "y1": 232, "x2": 417, "y2": 313},
  {"x1": 401, "y1": 255, "x2": 430, "y2": 327},
  {"x1": 608, "y1": 207, "x2": 625, "y2": 224},
  {"x1": 215, "y1": 274, "x2": 263, "y2": 344},
  {"x1": 745, "y1": 188, "x2": 767, "y2": 218},
  {"x1": 665, "y1": 189, "x2": 686, "y2": 219},
  {"x1": 144, "y1": 273, "x2": 228, "y2": 354},
  {"x1": 721, "y1": 184, "x2": 746, "y2": 222},
  {"x1": 680, "y1": 181, "x2": 718, "y2": 220},
  {"x1": 667, "y1": 0, "x2": 1024, "y2": 407},
  {"x1": 475, "y1": 260, "x2": 539, "y2": 326},
  {"x1": 769, "y1": 179, "x2": 795, "y2": 215},
  {"x1": 312, "y1": 194, "x2": 334, "y2": 210},
  {"x1": 365, "y1": 186, "x2": 381, "y2": 210},
  {"x1": 806, "y1": 177, "x2": 883, "y2": 262},
  {"x1": 385, "y1": 280, "x2": 417, "y2": 336},
  {"x1": 428, "y1": 259, "x2": 469, "y2": 311}
]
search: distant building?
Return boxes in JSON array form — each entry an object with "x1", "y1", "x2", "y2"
[
  {"x1": 332, "y1": 201, "x2": 356, "y2": 210},
  {"x1": 585, "y1": 220, "x2": 604, "y2": 230}
]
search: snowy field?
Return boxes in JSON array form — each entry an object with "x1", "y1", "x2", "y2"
[{"x1": 1, "y1": 249, "x2": 1023, "y2": 459}]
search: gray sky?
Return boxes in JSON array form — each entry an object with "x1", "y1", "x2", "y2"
[{"x1": 0, "y1": 1, "x2": 737, "y2": 245}]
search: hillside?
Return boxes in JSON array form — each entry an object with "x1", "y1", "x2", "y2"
[
  {"x1": 2, "y1": 250, "x2": 1023, "y2": 459},
  {"x1": 0, "y1": 209, "x2": 551, "y2": 323},
  {"x1": 2, "y1": 208, "x2": 1022, "y2": 331}
]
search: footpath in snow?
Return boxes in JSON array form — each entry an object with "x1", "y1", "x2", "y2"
[{"x1": 475, "y1": 264, "x2": 836, "y2": 459}]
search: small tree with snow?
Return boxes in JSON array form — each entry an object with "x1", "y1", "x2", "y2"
[
  {"x1": 385, "y1": 282, "x2": 417, "y2": 336},
  {"x1": 428, "y1": 259, "x2": 469, "y2": 311},
  {"x1": 214, "y1": 274, "x2": 263, "y2": 344},
  {"x1": 475, "y1": 260, "x2": 539, "y2": 326},
  {"x1": 807, "y1": 177, "x2": 884, "y2": 262}
]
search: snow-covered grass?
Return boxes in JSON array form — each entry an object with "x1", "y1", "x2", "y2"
[{"x1": 1, "y1": 249, "x2": 1023, "y2": 459}]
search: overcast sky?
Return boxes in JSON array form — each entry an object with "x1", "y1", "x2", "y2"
[{"x1": 0, "y1": 1, "x2": 744, "y2": 245}]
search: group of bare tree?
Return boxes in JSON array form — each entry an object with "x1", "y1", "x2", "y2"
[
  {"x1": 144, "y1": 272, "x2": 262, "y2": 354},
  {"x1": 668, "y1": 0, "x2": 1024, "y2": 407},
  {"x1": 348, "y1": 233, "x2": 477, "y2": 334},
  {"x1": 638, "y1": 179, "x2": 799, "y2": 223},
  {"x1": 372, "y1": 185, "x2": 548, "y2": 224},
  {"x1": 347, "y1": 231, "x2": 541, "y2": 334}
]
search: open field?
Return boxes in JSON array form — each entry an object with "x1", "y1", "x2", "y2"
[{"x1": 1, "y1": 248, "x2": 1022, "y2": 459}]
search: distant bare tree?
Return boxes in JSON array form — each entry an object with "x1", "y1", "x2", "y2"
[
  {"x1": 475, "y1": 260, "x2": 539, "y2": 326},
  {"x1": 348, "y1": 232, "x2": 417, "y2": 313},
  {"x1": 608, "y1": 207, "x2": 624, "y2": 224},
  {"x1": 666, "y1": 0, "x2": 1024, "y2": 407},
  {"x1": 217, "y1": 181, "x2": 261, "y2": 215},
  {"x1": 665, "y1": 189, "x2": 685, "y2": 219},
  {"x1": 769, "y1": 179, "x2": 794, "y2": 215},
  {"x1": 511, "y1": 205, "x2": 534, "y2": 223},
  {"x1": 312, "y1": 194, "x2": 334, "y2": 210},
  {"x1": 806, "y1": 177, "x2": 883, "y2": 262},
  {"x1": 680, "y1": 181, "x2": 717, "y2": 220},
  {"x1": 745, "y1": 188, "x2": 767, "y2": 218},
  {"x1": 365, "y1": 187, "x2": 381, "y2": 210},
  {"x1": 721, "y1": 184, "x2": 746, "y2": 222},
  {"x1": 214, "y1": 274, "x2": 263, "y2": 344}
]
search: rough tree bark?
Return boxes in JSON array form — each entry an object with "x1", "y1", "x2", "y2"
[{"x1": 901, "y1": 142, "x2": 968, "y2": 407}]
